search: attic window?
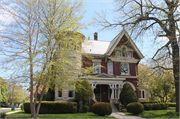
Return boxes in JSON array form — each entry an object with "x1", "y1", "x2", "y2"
[
  {"x1": 122, "y1": 47, "x2": 126, "y2": 57},
  {"x1": 115, "y1": 50, "x2": 121, "y2": 57},
  {"x1": 127, "y1": 51, "x2": 132, "y2": 58}
]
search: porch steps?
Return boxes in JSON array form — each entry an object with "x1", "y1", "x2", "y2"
[{"x1": 110, "y1": 103, "x2": 119, "y2": 112}]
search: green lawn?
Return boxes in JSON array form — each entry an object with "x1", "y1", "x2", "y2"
[
  {"x1": 6, "y1": 110, "x2": 115, "y2": 118},
  {"x1": 123, "y1": 107, "x2": 179, "y2": 118}
]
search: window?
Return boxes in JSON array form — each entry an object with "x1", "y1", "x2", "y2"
[
  {"x1": 139, "y1": 90, "x2": 145, "y2": 99},
  {"x1": 122, "y1": 47, "x2": 126, "y2": 57},
  {"x1": 108, "y1": 62, "x2": 113, "y2": 75},
  {"x1": 121, "y1": 63, "x2": 129, "y2": 75},
  {"x1": 93, "y1": 63, "x2": 101, "y2": 74},
  {"x1": 115, "y1": 50, "x2": 121, "y2": 57},
  {"x1": 58, "y1": 90, "x2": 62, "y2": 97},
  {"x1": 127, "y1": 51, "x2": 132, "y2": 58},
  {"x1": 68, "y1": 90, "x2": 74, "y2": 98}
]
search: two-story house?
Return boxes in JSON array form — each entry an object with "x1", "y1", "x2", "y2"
[{"x1": 54, "y1": 29, "x2": 144, "y2": 103}]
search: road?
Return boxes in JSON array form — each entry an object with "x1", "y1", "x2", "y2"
[{"x1": 0, "y1": 108, "x2": 20, "y2": 112}]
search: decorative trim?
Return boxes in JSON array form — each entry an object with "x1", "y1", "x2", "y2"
[
  {"x1": 93, "y1": 59, "x2": 102, "y2": 62},
  {"x1": 108, "y1": 57, "x2": 139, "y2": 63}
]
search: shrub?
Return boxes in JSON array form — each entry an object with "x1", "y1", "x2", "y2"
[
  {"x1": 75, "y1": 80, "x2": 93, "y2": 104},
  {"x1": 0, "y1": 113, "x2": 6, "y2": 118},
  {"x1": 139, "y1": 101, "x2": 159, "y2": 104},
  {"x1": 92, "y1": 102, "x2": 112, "y2": 116},
  {"x1": 119, "y1": 83, "x2": 137, "y2": 107},
  {"x1": 20, "y1": 104, "x2": 24, "y2": 110},
  {"x1": 82, "y1": 105, "x2": 89, "y2": 113},
  {"x1": 143, "y1": 103, "x2": 168, "y2": 110},
  {"x1": 167, "y1": 103, "x2": 176, "y2": 107},
  {"x1": 126, "y1": 102, "x2": 144, "y2": 114},
  {"x1": 24, "y1": 101, "x2": 77, "y2": 114}
]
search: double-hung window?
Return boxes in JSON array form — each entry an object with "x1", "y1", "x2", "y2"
[
  {"x1": 121, "y1": 63, "x2": 129, "y2": 75},
  {"x1": 139, "y1": 90, "x2": 145, "y2": 99},
  {"x1": 93, "y1": 62, "x2": 101, "y2": 74},
  {"x1": 58, "y1": 89, "x2": 62, "y2": 98},
  {"x1": 108, "y1": 62, "x2": 113, "y2": 75}
]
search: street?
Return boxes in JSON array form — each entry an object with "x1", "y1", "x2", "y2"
[{"x1": 0, "y1": 108, "x2": 20, "y2": 112}]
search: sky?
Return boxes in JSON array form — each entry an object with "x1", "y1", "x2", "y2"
[{"x1": 81, "y1": 0, "x2": 168, "y2": 63}]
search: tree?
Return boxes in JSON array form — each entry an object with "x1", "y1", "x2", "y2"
[
  {"x1": 138, "y1": 63, "x2": 175, "y2": 102},
  {"x1": 75, "y1": 80, "x2": 94, "y2": 105},
  {"x1": 0, "y1": 0, "x2": 85, "y2": 118},
  {"x1": 119, "y1": 83, "x2": 137, "y2": 107},
  {"x1": 96, "y1": 0, "x2": 180, "y2": 112},
  {"x1": 0, "y1": 77, "x2": 8, "y2": 102},
  {"x1": 5, "y1": 85, "x2": 26, "y2": 107}
]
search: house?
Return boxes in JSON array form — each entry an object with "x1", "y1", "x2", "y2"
[{"x1": 54, "y1": 29, "x2": 145, "y2": 103}]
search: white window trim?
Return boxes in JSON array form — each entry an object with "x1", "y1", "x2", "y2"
[
  {"x1": 93, "y1": 62, "x2": 101, "y2": 74},
  {"x1": 57, "y1": 90, "x2": 63, "y2": 99},
  {"x1": 68, "y1": 90, "x2": 75, "y2": 99},
  {"x1": 121, "y1": 62, "x2": 130, "y2": 75},
  {"x1": 92, "y1": 59, "x2": 102, "y2": 63},
  {"x1": 107, "y1": 62, "x2": 113, "y2": 75},
  {"x1": 139, "y1": 90, "x2": 145, "y2": 99}
]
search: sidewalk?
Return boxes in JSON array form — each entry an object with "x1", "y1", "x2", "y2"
[
  {"x1": 6, "y1": 110, "x2": 21, "y2": 115},
  {"x1": 110, "y1": 112, "x2": 146, "y2": 119}
]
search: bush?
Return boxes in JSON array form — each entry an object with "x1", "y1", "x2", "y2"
[
  {"x1": 0, "y1": 113, "x2": 6, "y2": 118},
  {"x1": 92, "y1": 102, "x2": 112, "y2": 116},
  {"x1": 126, "y1": 102, "x2": 144, "y2": 114},
  {"x1": 167, "y1": 103, "x2": 176, "y2": 107},
  {"x1": 20, "y1": 104, "x2": 24, "y2": 110},
  {"x1": 139, "y1": 101, "x2": 159, "y2": 104},
  {"x1": 82, "y1": 105, "x2": 89, "y2": 113},
  {"x1": 75, "y1": 80, "x2": 93, "y2": 104},
  {"x1": 143, "y1": 103, "x2": 168, "y2": 110},
  {"x1": 119, "y1": 83, "x2": 137, "y2": 107},
  {"x1": 24, "y1": 101, "x2": 77, "y2": 114}
]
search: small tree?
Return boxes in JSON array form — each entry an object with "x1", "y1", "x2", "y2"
[
  {"x1": 119, "y1": 83, "x2": 137, "y2": 107},
  {"x1": 75, "y1": 80, "x2": 93, "y2": 105}
]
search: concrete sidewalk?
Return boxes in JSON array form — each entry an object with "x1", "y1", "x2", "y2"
[
  {"x1": 110, "y1": 112, "x2": 146, "y2": 119},
  {"x1": 6, "y1": 110, "x2": 21, "y2": 115}
]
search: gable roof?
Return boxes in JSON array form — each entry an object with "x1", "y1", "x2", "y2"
[{"x1": 82, "y1": 29, "x2": 144, "y2": 59}]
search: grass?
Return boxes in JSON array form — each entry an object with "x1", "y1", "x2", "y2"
[
  {"x1": 123, "y1": 107, "x2": 179, "y2": 118},
  {"x1": 6, "y1": 110, "x2": 115, "y2": 118}
]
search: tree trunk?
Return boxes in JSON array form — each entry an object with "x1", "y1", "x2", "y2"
[{"x1": 11, "y1": 87, "x2": 14, "y2": 108}]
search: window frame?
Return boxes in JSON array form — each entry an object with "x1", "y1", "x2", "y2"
[
  {"x1": 58, "y1": 89, "x2": 63, "y2": 98},
  {"x1": 93, "y1": 62, "x2": 101, "y2": 74},
  {"x1": 121, "y1": 62, "x2": 130, "y2": 75},
  {"x1": 107, "y1": 62, "x2": 113, "y2": 75},
  {"x1": 68, "y1": 90, "x2": 75, "y2": 99},
  {"x1": 139, "y1": 90, "x2": 145, "y2": 99}
]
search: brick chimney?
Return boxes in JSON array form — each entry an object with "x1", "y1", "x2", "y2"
[{"x1": 94, "y1": 32, "x2": 98, "y2": 40}]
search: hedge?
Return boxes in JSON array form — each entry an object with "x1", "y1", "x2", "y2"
[
  {"x1": 92, "y1": 102, "x2": 112, "y2": 116},
  {"x1": 24, "y1": 101, "x2": 77, "y2": 114},
  {"x1": 143, "y1": 103, "x2": 168, "y2": 110},
  {"x1": 126, "y1": 102, "x2": 144, "y2": 114},
  {"x1": 139, "y1": 101, "x2": 160, "y2": 105},
  {"x1": 167, "y1": 103, "x2": 176, "y2": 107}
]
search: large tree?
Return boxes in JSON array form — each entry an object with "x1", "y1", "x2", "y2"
[
  {"x1": 96, "y1": 0, "x2": 180, "y2": 112},
  {"x1": 0, "y1": 77, "x2": 8, "y2": 102},
  {"x1": 0, "y1": 0, "x2": 85, "y2": 118}
]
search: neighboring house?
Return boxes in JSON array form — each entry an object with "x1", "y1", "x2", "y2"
[{"x1": 54, "y1": 29, "x2": 145, "y2": 102}]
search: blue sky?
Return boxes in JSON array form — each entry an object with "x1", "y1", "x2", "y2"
[{"x1": 80, "y1": 0, "x2": 168, "y2": 63}]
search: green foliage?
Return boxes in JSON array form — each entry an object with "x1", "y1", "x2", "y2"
[
  {"x1": 92, "y1": 102, "x2": 112, "y2": 116},
  {"x1": 167, "y1": 103, "x2": 176, "y2": 107},
  {"x1": 143, "y1": 103, "x2": 168, "y2": 110},
  {"x1": 24, "y1": 101, "x2": 77, "y2": 114},
  {"x1": 0, "y1": 112, "x2": 6, "y2": 118},
  {"x1": 0, "y1": 77, "x2": 8, "y2": 102},
  {"x1": 37, "y1": 88, "x2": 54, "y2": 101},
  {"x1": 82, "y1": 105, "x2": 89, "y2": 113},
  {"x1": 75, "y1": 80, "x2": 93, "y2": 104},
  {"x1": 126, "y1": 102, "x2": 144, "y2": 114},
  {"x1": 165, "y1": 111, "x2": 179, "y2": 117},
  {"x1": 139, "y1": 101, "x2": 160, "y2": 104},
  {"x1": 21, "y1": 104, "x2": 24, "y2": 110},
  {"x1": 119, "y1": 83, "x2": 137, "y2": 107}
]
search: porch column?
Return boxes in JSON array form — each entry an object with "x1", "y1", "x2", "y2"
[
  {"x1": 91, "y1": 83, "x2": 96, "y2": 99},
  {"x1": 115, "y1": 84, "x2": 117, "y2": 99},
  {"x1": 109, "y1": 84, "x2": 114, "y2": 99}
]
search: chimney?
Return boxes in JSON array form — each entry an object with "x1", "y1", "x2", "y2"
[{"x1": 94, "y1": 32, "x2": 98, "y2": 40}]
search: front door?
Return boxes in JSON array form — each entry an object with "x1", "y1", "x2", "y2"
[{"x1": 101, "y1": 85, "x2": 109, "y2": 102}]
